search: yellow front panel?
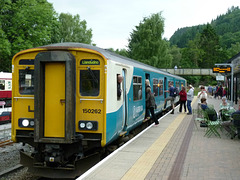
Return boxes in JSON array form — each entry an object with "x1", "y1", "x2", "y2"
[
  {"x1": 44, "y1": 63, "x2": 65, "y2": 137},
  {"x1": 75, "y1": 51, "x2": 106, "y2": 146},
  {"x1": 11, "y1": 51, "x2": 40, "y2": 142}
]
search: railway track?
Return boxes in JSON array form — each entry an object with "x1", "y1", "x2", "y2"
[
  {"x1": 0, "y1": 164, "x2": 24, "y2": 178},
  {"x1": 0, "y1": 139, "x2": 13, "y2": 147},
  {"x1": 0, "y1": 127, "x2": 12, "y2": 147}
]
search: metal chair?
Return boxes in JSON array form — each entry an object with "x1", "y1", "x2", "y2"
[
  {"x1": 219, "y1": 108, "x2": 236, "y2": 137},
  {"x1": 232, "y1": 114, "x2": 240, "y2": 139},
  {"x1": 203, "y1": 108, "x2": 221, "y2": 138},
  {"x1": 193, "y1": 109, "x2": 205, "y2": 129}
]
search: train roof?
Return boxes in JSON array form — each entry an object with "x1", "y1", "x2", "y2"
[
  {"x1": 42, "y1": 43, "x2": 185, "y2": 80},
  {"x1": 0, "y1": 72, "x2": 12, "y2": 79}
]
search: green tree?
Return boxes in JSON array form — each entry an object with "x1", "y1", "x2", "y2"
[
  {"x1": 199, "y1": 24, "x2": 224, "y2": 68},
  {"x1": 169, "y1": 45, "x2": 182, "y2": 68},
  {"x1": 128, "y1": 12, "x2": 171, "y2": 68},
  {"x1": 180, "y1": 34, "x2": 203, "y2": 68},
  {"x1": 57, "y1": 13, "x2": 92, "y2": 44},
  {"x1": 228, "y1": 42, "x2": 240, "y2": 57},
  {"x1": 0, "y1": 26, "x2": 11, "y2": 72},
  {"x1": 115, "y1": 48, "x2": 129, "y2": 57},
  {"x1": 0, "y1": 0, "x2": 58, "y2": 71}
]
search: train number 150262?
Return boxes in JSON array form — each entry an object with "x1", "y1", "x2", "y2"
[{"x1": 82, "y1": 109, "x2": 101, "y2": 114}]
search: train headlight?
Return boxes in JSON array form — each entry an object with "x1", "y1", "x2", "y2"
[
  {"x1": 22, "y1": 119, "x2": 29, "y2": 127},
  {"x1": 80, "y1": 123, "x2": 85, "y2": 128},
  {"x1": 78, "y1": 121, "x2": 98, "y2": 131},
  {"x1": 86, "y1": 122, "x2": 93, "y2": 130},
  {"x1": 18, "y1": 118, "x2": 34, "y2": 128},
  {"x1": 30, "y1": 120, "x2": 34, "y2": 126}
]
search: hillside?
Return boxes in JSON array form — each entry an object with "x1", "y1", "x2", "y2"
[{"x1": 169, "y1": 6, "x2": 240, "y2": 48}]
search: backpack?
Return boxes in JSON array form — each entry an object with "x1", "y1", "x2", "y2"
[
  {"x1": 149, "y1": 93, "x2": 156, "y2": 107},
  {"x1": 147, "y1": 93, "x2": 156, "y2": 108},
  {"x1": 205, "y1": 108, "x2": 217, "y2": 121},
  {"x1": 173, "y1": 87, "x2": 179, "y2": 97}
]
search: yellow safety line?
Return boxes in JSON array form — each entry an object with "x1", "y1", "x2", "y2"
[{"x1": 121, "y1": 97, "x2": 197, "y2": 180}]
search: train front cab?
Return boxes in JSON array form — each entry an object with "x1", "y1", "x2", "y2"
[{"x1": 11, "y1": 49, "x2": 107, "y2": 178}]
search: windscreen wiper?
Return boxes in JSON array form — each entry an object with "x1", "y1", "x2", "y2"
[{"x1": 87, "y1": 67, "x2": 98, "y2": 83}]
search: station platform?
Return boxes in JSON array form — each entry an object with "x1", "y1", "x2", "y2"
[{"x1": 78, "y1": 97, "x2": 240, "y2": 180}]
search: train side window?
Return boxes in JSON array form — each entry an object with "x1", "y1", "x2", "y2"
[
  {"x1": 19, "y1": 59, "x2": 34, "y2": 65},
  {"x1": 133, "y1": 76, "x2": 142, "y2": 101},
  {"x1": 153, "y1": 78, "x2": 158, "y2": 96},
  {"x1": 80, "y1": 70, "x2": 100, "y2": 96},
  {"x1": 159, "y1": 79, "x2": 163, "y2": 96},
  {"x1": 176, "y1": 81, "x2": 180, "y2": 91},
  {"x1": 19, "y1": 70, "x2": 34, "y2": 95},
  {"x1": 0, "y1": 80, "x2": 5, "y2": 90},
  {"x1": 117, "y1": 74, "x2": 123, "y2": 100}
]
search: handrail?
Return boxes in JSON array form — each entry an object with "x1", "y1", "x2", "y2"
[
  {"x1": 80, "y1": 99, "x2": 103, "y2": 103},
  {"x1": 14, "y1": 97, "x2": 34, "y2": 99}
]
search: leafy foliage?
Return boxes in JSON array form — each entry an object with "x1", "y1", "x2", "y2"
[
  {"x1": 168, "y1": 6, "x2": 240, "y2": 86},
  {"x1": 170, "y1": 6, "x2": 240, "y2": 50},
  {"x1": 57, "y1": 13, "x2": 92, "y2": 44},
  {"x1": 128, "y1": 12, "x2": 172, "y2": 68},
  {"x1": 0, "y1": 0, "x2": 93, "y2": 72}
]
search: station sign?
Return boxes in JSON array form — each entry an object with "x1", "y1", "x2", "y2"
[
  {"x1": 216, "y1": 75, "x2": 224, "y2": 81},
  {"x1": 212, "y1": 67, "x2": 231, "y2": 73},
  {"x1": 80, "y1": 59, "x2": 100, "y2": 65}
]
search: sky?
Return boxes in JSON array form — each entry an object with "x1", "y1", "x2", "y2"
[{"x1": 48, "y1": 0, "x2": 240, "y2": 50}]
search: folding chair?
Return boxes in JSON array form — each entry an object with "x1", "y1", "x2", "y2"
[
  {"x1": 219, "y1": 109, "x2": 229, "y2": 121},
  {"x1": 203, "y1": 108, "x2": 221, "y2": 138},
  {"x1": 219, "y1": 109, "x2": 235, "y2": 137},
  {"x1": 232, "y1": 114, "x2": 240, "y2": 139},
  {"x1": 193, "y1": 109, "x2": 205, "y2": 129}
]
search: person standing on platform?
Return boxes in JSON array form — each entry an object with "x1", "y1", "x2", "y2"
[
  {"x1": 187, "y1": 85, "x2": 194, "y2": 115},
  {"x1": 144, "y1": 79, "x2": 151, "y2": 120},
  {"x1": 207, "y1": 85, "x2": 213, "y2": 97},
  {"x1": 163, "y1": 82, "x2": 175, "y2": 114},
  {"x1": 214, "y1": 85, "x2": 218, "y2": 98},
  {"x1": 197, "y1": 86, "x2": 208, "y2": 103},
  {"x1": 179, "y1": 86, "x2": 187, "y2": 113},
  {"x1": 216, "y1": 85, "x2": 223, "y2": 99},
  {"x1": 146, "y1": 87, "x2": 159, "y2": 125},
  {"x1": 223, "y1": 87, "x2": 227, "y2": 97}
]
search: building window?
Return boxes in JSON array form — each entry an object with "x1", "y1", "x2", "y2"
[
  {"x1": 133, "y1": 76, "x2": 142, "y2": 101},
  {"x1": 80, "y1": 70, "x2": 100, "y2": 96}
]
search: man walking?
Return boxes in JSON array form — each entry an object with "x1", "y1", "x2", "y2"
[{"x1": 187, "y1": 85, "x2": 194, "y2": 115}]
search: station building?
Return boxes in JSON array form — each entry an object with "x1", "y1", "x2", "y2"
[{"x1": 225, "y1": 52, "x2": 240, "y2": 104}]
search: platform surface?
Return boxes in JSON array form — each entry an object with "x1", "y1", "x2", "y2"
[{"x1": 78, "y1": 97, "x2": 240, "y2": 180}]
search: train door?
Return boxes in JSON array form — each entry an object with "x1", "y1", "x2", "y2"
[
  {"x1": 145, "y1": 73, "x2": 150, "y2": 94},
  {"x1": 145, "y1": 74, "x2": 150, "y2": 81},
  {"x1": 34, "y1": 51, "x2": 76, "y2": 143},
  {"x1": 164, "y1": 77, "x2": 167, "y2": 98},
  {"x1": 44, "y1": 63, "x2": 65, "y2": 137},
  {"x1": 122, "y1": 69, "x2": 128, "y2": 130}
]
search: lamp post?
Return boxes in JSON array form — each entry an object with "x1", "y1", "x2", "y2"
[{"x1": 214, "y1": 63, "x2": 234, "y2": 106}]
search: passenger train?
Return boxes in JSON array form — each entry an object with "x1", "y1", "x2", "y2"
[
  {"x1": 0, "y1": 72, "x2": 12, "y2": 124},
  {"x1": 11, "y1": 43, "x2": 186, "y2": 178}
]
